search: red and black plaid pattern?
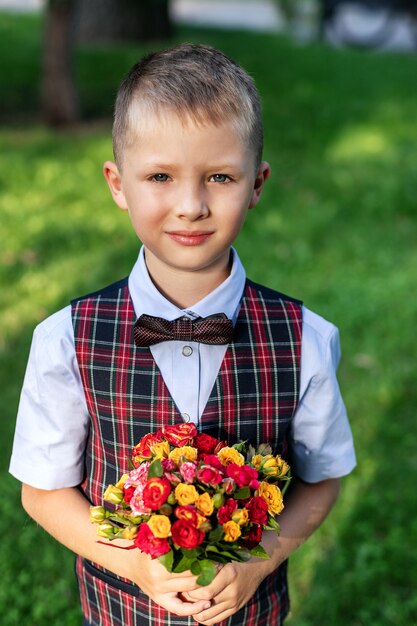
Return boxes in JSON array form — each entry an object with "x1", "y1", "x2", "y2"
[{"x1": 71, "y1": 277, "x2": 302, "y2": 626}]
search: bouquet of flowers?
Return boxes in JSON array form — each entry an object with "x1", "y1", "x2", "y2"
[{"x1": 90, "y1": 423, "x2": 290, "y2": 586}]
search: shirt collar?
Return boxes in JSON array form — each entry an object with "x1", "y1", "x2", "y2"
[{"x1": 128, "y1": 246, "x2": 246, "y2": 324}]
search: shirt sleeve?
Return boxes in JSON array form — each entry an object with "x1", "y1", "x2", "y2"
[
  {"x1": 290, "y1": 307, "x2": 357, "y2": 483},
  {"x1": 8, "y1": 306, "x2": 90, "y2": 489}
]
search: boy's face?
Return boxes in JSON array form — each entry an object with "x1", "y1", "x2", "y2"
[{"x1": 104, "y1": 110, "x2": 270, "y2": 285}]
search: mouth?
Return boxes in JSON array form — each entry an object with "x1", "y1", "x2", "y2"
[{"x1": 166, "y1": 231, "x2": 214, "y2": 246}]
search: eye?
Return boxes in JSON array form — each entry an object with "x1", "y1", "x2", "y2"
[
  {"x1": 150, "y1": 173, "x2": 169, "y2": 182},
  {"x1": 209, "y1": 174, "x2": 231, "y2": 184}
]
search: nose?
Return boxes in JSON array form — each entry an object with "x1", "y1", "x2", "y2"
[{"x1": 175, "y1": 181, "x2": 209, "y2": 221}]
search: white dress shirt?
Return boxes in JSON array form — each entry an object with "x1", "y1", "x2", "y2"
[{"x1": 9, "y1": 247, "x2": 356, "y2": 489}]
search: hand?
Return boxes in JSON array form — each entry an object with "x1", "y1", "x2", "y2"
[
  {"x1": 131, "y1": 551, "x2": 212, "y2": 617},
  {"x1": 184, "y1": 561, "x2": 265, "y2": 625}
]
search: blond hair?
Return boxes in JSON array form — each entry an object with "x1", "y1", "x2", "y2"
[{"x1": 113, "y1": 43, "x2": 263, "y2": 168}]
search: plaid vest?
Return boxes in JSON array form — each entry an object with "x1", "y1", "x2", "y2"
[{"x1": 71, "y1": 277, "x2": 302, "y2": 626}]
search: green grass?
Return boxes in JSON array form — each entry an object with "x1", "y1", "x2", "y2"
[{"x1": 1, "y1": 10, "x2": 417, "y2": 626}]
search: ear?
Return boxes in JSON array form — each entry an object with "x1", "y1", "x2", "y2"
[
  {"x1": 248, "y1": 161, "x2": 271, "y2": 209},
  {"x1": 103, "y1": 160, "x2": 128, "y2": 211}
]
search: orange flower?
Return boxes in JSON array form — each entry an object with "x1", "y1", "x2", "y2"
[
  {"x1": 223, "y1": 520, "x2": 241, "y2": 542},
  {"x1": 258, "y1": 481, "x2": 284, "y2": 515},
  {"x1": 196, "y1": 492, "x2": 214, "y2": 517}
]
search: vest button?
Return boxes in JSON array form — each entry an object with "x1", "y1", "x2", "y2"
[
  {"x1": 182, "y1": 413, "x2": 191, "y2": 422},
  {"x1": 182, "y1": 345, "x2": 193, "y2": 357}
]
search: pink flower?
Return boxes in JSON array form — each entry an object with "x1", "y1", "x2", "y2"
[
  {"x1": 125, "y1": 462, "x2": 151, "y2": 490},
  {"x1": 161, "y1": 458, "x2": 176, "y2": 472},
  {"x1": 164, "y1": 471, "x2": 182, "y2": 486},
  {"x1": 197, "y1": 465, "x2": 223, "y2": 487},
  {"x1": 130, "y1": 485, "x2": 152, "y2": 516},
  {"x1": 180, "y1": 462, "x2": 197, "y2": 484}
]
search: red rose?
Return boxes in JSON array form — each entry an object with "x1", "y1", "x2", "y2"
[
  {"x1": 245, "y1": 496, "x2": 269, "y2": 525},
  {"x1": 200, "y1": 454, "x2": 223, "y2": 469},
  {"x1": 132, "y1": 431, "x2": 164, "y2": 464},
  {"x1": 171, "y1": 519, "x2": 205, "y2": 549},
  {"x1": 134, "y1": 523, "x2": 171, "y2": 557},
  {"x1": 226, "y1": 463, "x2": 259, "y2": 488},
  {"x1": 142, "y1": 477, "x2": 171, "y2": 510},
  {"x1": 217, "y1": 498, "x2": 238, "y2": 524},
  {"x1": 197, "y1": 465, "x2": 223, "y2": 487},
  {"x1": 194, "y1": 433, "x2": 220, "y2": 455},
  {"x1": 123, "y1": 485, "x2": 136, "y2": 504},
  {"x1": 213, "y1": 440, "x2": 228, "y2": 454},
  {"x1": 175, "y1": 505, "x2": 201, "y2": 527},
  {"x1": 241, "y1": 524, "x2": 263, "y2": 550},
  {"x1": 162, "y1": 423, "x2": 197, "y2": 447}
]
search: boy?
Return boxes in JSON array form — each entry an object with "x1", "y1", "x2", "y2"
[{"x1": 9, "y1": 44, "x2": 356, "y2": 626}]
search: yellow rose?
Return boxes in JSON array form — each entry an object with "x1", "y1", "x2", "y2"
[
  {"x1": 251, "y1": 454, "x2": 263, "y2": 469},
  {"x1": 169, "y1": 446, "x2": 198, "y2": 465},
  {"x1": 217, "y1": 447, "x2": 245, "y2": 466},
  {"x1": 196, "y1": 492, "x2": 214, "y2": 517},
  {"x1": 103, "y1": 484, "x2": 124, "y2": 505},
  {"x1": 274, "y1": 455, "x2": 290, "y2": 477},
  {"x1": 223, "y1": 520, "x2": 242, "y2": 542},
  {"x1": 258, "y1": 481, "x2": 284, "y2": 515},
  {"x1": 252, "y1": 454, "x2": 290, "y2": 477},
  {"x1": 115, "y1": 473, "x2": 129, "y2": 489},
  {"x1": 122, "y1": 526, "x2": 139, "y2": 540},
  {"x1": 147, "y1": 515, "x2": 172, "y2": 538},
  {"x1": 232, "y1": 508, "x2": 249, "y2": 526},
  {"x1": 175, "y1": 483, "x2": 199, "y2": 506},
  {"x1": 152, "y1": 440, "x2": 170, "y2": 459}
]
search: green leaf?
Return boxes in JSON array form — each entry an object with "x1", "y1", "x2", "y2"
[
  {"x1": 196, "y1": 560, "x2": 217, "y2": 586},
  {"x1": 232, "y1": 440, "x2": 247, "y2": 453},
  {"x1": 250, "y1": 544, "x2": 269, "y2": 559},
  {"x1": 181, "y1": 548, "x2": 200, "y2": 559},
  {"x1": 206, "y1": 546, "x2": 248, "y2": 562},
  {"x1": 234, "y1": 487, "x2": 250, "y2": 499},
  {"x1": 172, "y1": 555, "x2": 194, "y2": 573},
  {"x1": 190, "y1": 560, "x2": 202, "y2": 576},
  {"x1": 208, "y1": 526, "x2": 224, "y2": 543},
  {"x1": 158, "y1": 549, "x2": 174, "y2": 572},
  {"x1": 267, "y1": 516, "x2": 281, "y2": 532},
  {"x1": 148, "y1": 459, "x2": 163, "y2": 478},
  {"x1": 128, "y1": 458, "x2": 136, "y2": 471},
  {"x1": 234, "y1": 549, "x2": 252, "y2": 561}
]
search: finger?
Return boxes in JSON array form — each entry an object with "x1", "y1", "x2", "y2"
[
  {"x1": 185, "y1": 565, "x2": 234, "y2": 601},
  {"x1": 193, "y1": 602, "x2": 234, "y2": 625},
  {"x1": 161, "y1": 575, "x2": 205, "y2": 594},
  {"x1": 163, "y1": 594, "x2": 212, "y2": 617}
]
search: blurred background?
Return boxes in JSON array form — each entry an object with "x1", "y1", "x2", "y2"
[{"x1": 1, "y1": 1, "x2": 417, "y2": 624}]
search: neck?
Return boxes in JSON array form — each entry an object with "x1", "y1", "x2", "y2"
[{"x1": 144, "y1": 253, "x2": 232, "y2": 309}]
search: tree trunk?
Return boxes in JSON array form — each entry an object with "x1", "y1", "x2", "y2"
[
  {"x1": 74, "y1": 0, "x2": 172, "y2": 43},
  {"x1": 41, "y1": 0, "x2": 79, "y2": 126}
]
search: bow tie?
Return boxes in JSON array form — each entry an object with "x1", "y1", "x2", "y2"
[{"x1": 134, "y1": 313, "x2": 234, "y2": 347}]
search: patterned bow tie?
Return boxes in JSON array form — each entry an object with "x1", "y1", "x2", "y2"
[{"x1": 134, "y1": 313, "x2": 234, "y2": 347}]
